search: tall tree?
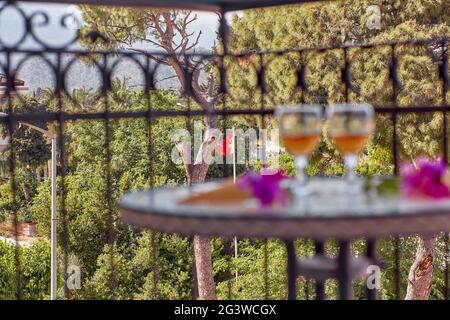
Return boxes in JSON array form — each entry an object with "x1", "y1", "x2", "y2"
[{"x1": 79, "y1": 7, "x2": 219, "y2": 299}]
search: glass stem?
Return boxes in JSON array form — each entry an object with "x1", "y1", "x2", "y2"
[
  {"x1": 344, "y1": 154, "x2": 358, "y2": 185},
  {"x1": 295, "y1": 155, "x2": 308, "y2": 187}
]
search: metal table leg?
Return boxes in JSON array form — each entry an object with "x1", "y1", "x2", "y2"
[
  {"x1": 287, "y1": 239, "x2": 376, "y2": 300},
  {"x1": 315, "y1": 240, "x2": 326, "y2": 300},
  {"x1": 338, "y1": 240, "x2": 353, "y2": 300}
]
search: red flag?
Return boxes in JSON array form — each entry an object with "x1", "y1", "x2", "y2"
[{"x1": 215, "y1": 131, "x2": 234, "y2": 156}]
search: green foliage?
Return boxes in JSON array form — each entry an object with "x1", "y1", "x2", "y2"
[
  {"x1": 217, "y1": 240, "x2": 288, "y2": 300},
  {"x1": 22, "y1": 240, "x2": 51, "y2": 300},
  {"x1": 26, "y1": 88, "x2": 201, "y2": 299},
  {"x1": 0, "y1": 167, "x2": 42, "y2": 223},
  {"x1": 0, "y1": 182, "x2": 13, "y2": 223},
  {"x1": 0, "y1": 240, "x2": 17, "y2": 299},
  {"x1": 0, "y1": 240, "x2": 50, "y2": 300},
  {"x1": 13, "y1": 128, "x2": 50, "y2": 167},
  {"x1": 0, "y1": 97, "x2": 51, "y2": 168},
  {"x1": 81, "y1": 244, "x2": 135, "y2": 299},
  {"x1": 229, "y1": 0, "x2": 449, "y2": 168}
]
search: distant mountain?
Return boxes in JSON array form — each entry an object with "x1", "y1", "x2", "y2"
[{"x1": 16, "y1": 48, "x2": 212, "y2": 94}]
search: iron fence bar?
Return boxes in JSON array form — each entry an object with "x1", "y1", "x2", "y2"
[
  {"x1": 219, "y1": 12, "x2": 229, "y2": 181},
  {"x1": 296, "y1": 52, "x2": 310, "y2": 301},
  {"x1": 298, "y1": 51, "x2": 306, "y2": 102},
  {"x1": 314, "y1": 240, "x2": 325, "y2": 301},
  {"x1": 144, "y1": 56, "x2": 160, "y2": 300},
  {"x1": 304, "y1": 278, "x2": 310, "y2": 300},
  {"x1": 4, "y1": 36, "x2": 447, "y2": 59},
  {"x1": 55, "y1": 52, "x2": 69, "y2": 298},
  {"x1": 258, "y1": 50, "x2": 271, "y2": 301},
  {"x1": 4, "y1": 50, "x2": 22, "y2": 300},
  {"x1": 230, "y1": 37, "x2": 450, "y2": 57},
  {"x1": 394, "y1": 236, "x2": 401, "y2": 300},
  {"x1": 445, "y1": 233, "x2": 449, "y2": 300},
  {"x1": 390, "y1": 43, "x2": 402, "y2": 301},
  {"x1": 343, "y1": 47, "x2": 350, "y2": 102},
  {"x1": 441, "y1": 40, "x2": 449, "y2": 300},
  {"x1": 366, "y1": 239, "x2": 377, "y2": 300},
  {"x1": 11, "y1": 0, "x2": 320, "y2": 13},
  {"x1": 337, "y1": 240, "x2": 352, "y2": 300},
  {"x1": 285, "y1": 240, "x2": 297, "y2": 300},
  {"x1": 186, "y1": 82, "x2": 196, "y2": 299},
  {"x1": 102, "y1": 53, "x2": 117, "y2": 299},
  {"x1": 3, "y1": 105, "x2": 450, "y2": 125},
  {"x1": 264, "y1": 239, "x2": 269, "y2": 300},
  {"x1": 390, "y1": 44, "x2": 399, "y2": 175}
]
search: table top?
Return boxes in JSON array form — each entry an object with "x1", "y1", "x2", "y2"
[{"x1": 119, "y1": 179, "x2": 450, "y2": 239}]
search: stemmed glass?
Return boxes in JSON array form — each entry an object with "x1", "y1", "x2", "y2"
[
  {"x1": 326, "y1": 103, "x2": 375, "y2": 193},
  {"x1": 276, "y1": 104, "x2": 322, "y2": 196}
]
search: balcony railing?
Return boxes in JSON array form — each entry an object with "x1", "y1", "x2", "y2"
[{"x1": 0, "y1": 0, "x2": 449, "y2": 300}]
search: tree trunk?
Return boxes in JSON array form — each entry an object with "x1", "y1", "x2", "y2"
[
  {"x1": 178, "y1": 125, "x2": 219, "y2": 300},
  {"x1": 190, "y1": 162, "x2": 216, "y2": 300},
  {"x1": 192, "y1": 235, "x2": 216, "y2": 300},
  {"x1": 405, "y1": 234, "x2": 436, "y2": 300}
]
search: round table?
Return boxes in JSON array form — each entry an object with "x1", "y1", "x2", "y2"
[{"x1": 118, "y1": 179, "x2": 450, "y2": 300}]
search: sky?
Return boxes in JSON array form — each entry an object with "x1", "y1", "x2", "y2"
[{"x1": 0, "y1": 1, "x2": 226, "y2": 50}]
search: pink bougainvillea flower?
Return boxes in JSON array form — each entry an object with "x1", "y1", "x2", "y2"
[
  {"x1": 236, "y1": 169, "x2": 288, "y2": 207},
  {"x1": 400, "y1": 157, "x2": 450, "y2": 199}
]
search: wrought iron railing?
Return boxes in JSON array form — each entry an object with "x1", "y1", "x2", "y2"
[{"x1": 0, "y1": 0, "x2": 449, "y2": 300}]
